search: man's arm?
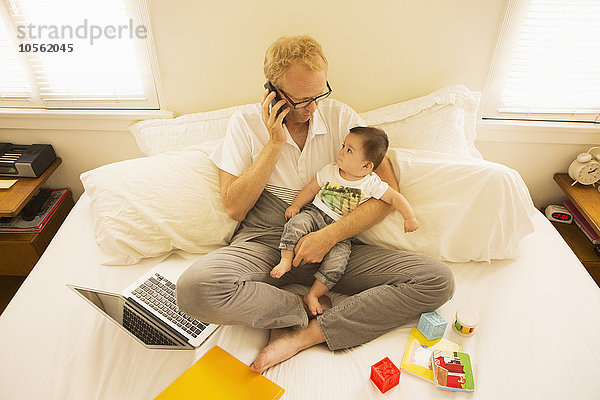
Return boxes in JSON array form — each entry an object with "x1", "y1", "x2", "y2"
[
  {"x1": 292, "y1": 156, "x2": 399, "y2": 266},
  {"x1": 220, "y1": 141, "x2": 283, "y2": 221},
  {"x1": 220, "y1": 91, "x2": 289, "y2": 221}
]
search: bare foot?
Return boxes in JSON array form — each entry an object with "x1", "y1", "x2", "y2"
[
  {"x1": 250, "y1": 320, "x2": 325, "y2": 373},
  {"x1": 270, "y1": 259, "x2": 292, "y2": 278},
  {"x1": 298, "y1": 294, "x2": 332, "y2": 319},
  {"x1": 250, "y1": 328, "x2": 295, "y2": 373},
  {"x1": 303, "y1": 293, "x2": 323, "y2": 315}
]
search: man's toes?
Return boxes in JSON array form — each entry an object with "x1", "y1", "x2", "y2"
[{"x1": 251, "y1": 353, "x2": 268, "y2": 373}]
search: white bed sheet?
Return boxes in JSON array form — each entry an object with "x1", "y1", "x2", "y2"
[{"x1": 1, "y1": 194, "x2": 599, "y2": 400}]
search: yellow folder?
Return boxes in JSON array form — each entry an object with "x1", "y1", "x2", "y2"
[{"x1": 154, "y1": 345, "x2": 285, "y2": 400}]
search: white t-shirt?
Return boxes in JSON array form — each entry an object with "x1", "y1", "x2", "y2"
[
  {"x1": 210, "y1": 99, "x2": 365, "y2": 204},
  {"x1": 312, "y1": 163, "x2": 389, "y2": 221}
]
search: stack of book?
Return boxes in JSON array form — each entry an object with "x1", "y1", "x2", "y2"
[
  {"x1": 563, "y1": 200, "x2": 600, "y2": 245},
  {"x1": 401, "y1": 328, "x2": 475, "y2": 393},
  {"x1": 0, "y1": 189, "x2": 70, "y2": 233}
]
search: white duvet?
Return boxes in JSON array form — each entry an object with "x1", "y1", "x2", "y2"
[{"x1": 1, "y1": 195, "x2": 600, "y2": 400}]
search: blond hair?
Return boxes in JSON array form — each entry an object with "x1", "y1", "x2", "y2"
[{"x1": 263, "y1": 35, "x2": 328, "y2": 87}]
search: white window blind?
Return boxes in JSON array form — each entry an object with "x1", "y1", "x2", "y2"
[
  {"x1": 0, "y1": 10, "x2": 30, "y2": 99},
  {"x1": 0, "y1": 0, "x2": 160, "y2": 110},
  {"x1": 483, "y1": 0, "x2": 600, "y2": 123}
]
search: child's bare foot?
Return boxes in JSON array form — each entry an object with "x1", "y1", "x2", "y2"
[
  {"x1": 297, "y1": 294, "x2": 331, "y2": 319},
  {"x1": 303, "y1": 293, "x2": 323, "y2": 316},
  {"x1": 270, "y1": 259, "x2": 292, "y2": 278}
]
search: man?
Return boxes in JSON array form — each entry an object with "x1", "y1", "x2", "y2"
[{"x1": 176, "y1": 35, "x2": 455, "y2": 373}]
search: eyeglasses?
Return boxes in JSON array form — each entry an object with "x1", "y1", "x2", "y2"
[{"x1": 277, "y1": 81, "x2": 332, "y2": 109}]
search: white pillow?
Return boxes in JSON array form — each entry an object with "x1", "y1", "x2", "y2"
[
  {"x1": 129, "y1": 103, "x2": 258, "y2": 156},
  {"x1": 80, "y1": 141, "x2": 238, "y2": 265},
  {"x1": 359, "y1": 85, "x2": 482, "y2": 158},
  {"x1": 357, "y1": 148, "x2": 536, "y2": 262},
  {"x1": 131, "y1": 85, "x2": 479, "y2": 157}
]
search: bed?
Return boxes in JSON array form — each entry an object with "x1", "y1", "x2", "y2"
[{"x1": 1, "y1": 85, "x2": 599, "y2": 399}]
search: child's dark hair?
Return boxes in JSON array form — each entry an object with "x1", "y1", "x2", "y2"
[{"x1": 348, "y1": 126, "x2": 389, "y2": 169}]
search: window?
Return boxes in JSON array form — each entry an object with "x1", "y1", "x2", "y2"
[
  {"x1": 0, "y1": 0, "x2": 161, "y2": 110},
  {"x1": 482, "y1": 0, "x2": 600, "y2": 123}
]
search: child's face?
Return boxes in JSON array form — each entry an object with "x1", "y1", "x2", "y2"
[{"x1": 337, "y1": 133, "x2": 374, "y2": 177}]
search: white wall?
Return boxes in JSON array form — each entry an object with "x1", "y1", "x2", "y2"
[
  {"x1": 477, "y1": 133, "x2": 598, "y2": 207},
  {"x1": 1, "y1": 0, "x2": 598, "y2": 207},
  {"x1": 0, "y1": 128, "x2": 144, "y2": 191},
  {"x1": 150, "y1": 0, "x2": 504, "y2": 114}
]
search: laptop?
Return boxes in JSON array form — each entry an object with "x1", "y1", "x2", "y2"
[{"x1": 68, "y1": 253, "x2": 218, "y2": 350}]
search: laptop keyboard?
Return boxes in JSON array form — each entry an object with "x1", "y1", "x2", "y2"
[
  {"x1": 123, "y1": 306, "x2": 179, "y2": 346},
  {"x1": 131, "y1": 273, "x2": 207, "y2": 338}
]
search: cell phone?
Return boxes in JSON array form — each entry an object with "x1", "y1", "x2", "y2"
[{"x1": 264, "y1": 81, "x2": 288, "y2": 118}]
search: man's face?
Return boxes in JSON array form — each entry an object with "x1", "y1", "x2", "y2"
[{"x1": 279, "y1": 61, "x2": 327, "y2": 124}]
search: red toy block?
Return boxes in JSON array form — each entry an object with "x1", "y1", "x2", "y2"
[{"x1": 370, "y1": 357, "x2": 400, "y2": 393}]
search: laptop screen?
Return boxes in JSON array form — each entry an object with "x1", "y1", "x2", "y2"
[{"x1": 71, "y1": 286, "x2": 188, "y2": 349}]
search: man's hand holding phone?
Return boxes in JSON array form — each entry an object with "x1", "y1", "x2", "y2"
[{"x1": 261, "y1": 84, "x2": 289, "y2": 146}]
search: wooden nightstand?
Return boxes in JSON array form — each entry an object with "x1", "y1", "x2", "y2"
[
  {"x1": 0, "y1": 158, "x2": 74, "y2": 276},
  {"x1": 553, "y1": 173, "x2": 600, "y2": 286}
]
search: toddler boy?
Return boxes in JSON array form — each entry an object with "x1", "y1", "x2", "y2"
[{"x1": 271, "y1": 126, "x2": 419, "y2": 315}]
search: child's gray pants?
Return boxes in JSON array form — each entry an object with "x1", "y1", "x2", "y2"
[{"x1": 279, "y1": 205, "x2": 350, "y2": 289}]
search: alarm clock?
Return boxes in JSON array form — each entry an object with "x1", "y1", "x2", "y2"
[
  {"x1": 544, "y1": 205, "x2": 573, "y2": 224},
  {"x1": 568, "y1": 147, "x2": 600, "y2": 186}
]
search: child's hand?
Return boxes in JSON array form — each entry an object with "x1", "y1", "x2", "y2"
[
  {"x1": 404, "y1": 218, "x2": 419, "y2": 233},
  {"x1": 285, "y1": 205, "x2": 300, "y2": 220}
]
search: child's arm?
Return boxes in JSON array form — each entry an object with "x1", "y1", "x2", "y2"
[
  {"x1": 285, "y1": 178, "x2": 321, "y2": 219},
  {"x1": 379, "y1": 187, "x2": 419, "y2": 232}
]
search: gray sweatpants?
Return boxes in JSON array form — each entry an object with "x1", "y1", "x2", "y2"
[
  {"x1": 279, "y1": 205, "x2": 351, "y2": 289},
  {"x1": 176, "y1": 191, "x2": 455, "y2": 350}
]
